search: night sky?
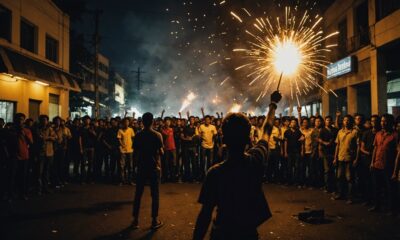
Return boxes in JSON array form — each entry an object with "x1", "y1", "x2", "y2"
[{"x1": 71, "y1": 0, "x2": 334, "y2": 116}]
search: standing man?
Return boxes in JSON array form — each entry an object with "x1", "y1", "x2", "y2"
[
  {"x1": 193, "y1": 91, "x2": 281, "y2": 240},
  {"x1": 318, "y1": 116, "x2": 338, "y2": 193},
  {"x1": 196, "y1": 115, "x2": 217, "y2": 181},
  {"x1": 181, "y1": 116, "x2": 198, "y2": 182},
  {"x1": 284, "y1": 118, "x2": 303, "y2": 186},
  {"x1": 81, "y1": 116, "x2": 96, "y2": 183},
  {"x1": 369, "y1": 114, "x2": 398, "y2": 215},
  {"x1": 7, "y1": 113, "x2": 33, "y2": 200},
  {"x1": 117, "y1": 118, "x2": 135, "y2": 185},
  {"x1": 132, "y1": 112, "x2": 164, "y2": 230},
  {"x1": 161, "y1": 117, "x2": 177, "y2": 182},
  {"x1": 334, "y1": 115, "x2": 358, "y2": 204}
]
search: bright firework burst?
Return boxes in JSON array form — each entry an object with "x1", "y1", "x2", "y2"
[
  {"x1": 179, "y1": 91, "x2": 197, "y2": 112},
  {"x1": 232, "y1": 7, "x2": 339, "y2": 104}
]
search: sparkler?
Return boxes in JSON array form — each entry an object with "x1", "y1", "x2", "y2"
[
  {"x1": 179, "y1": 91, "x2": 197, "y2": 112},
  {"x1": 232, "y1": 7, "x2": 339, "y2": 105}
]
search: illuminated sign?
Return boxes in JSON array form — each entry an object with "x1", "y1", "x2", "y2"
[{"x1": 327, "y1": 56, "x2": 356, "y2": 79}]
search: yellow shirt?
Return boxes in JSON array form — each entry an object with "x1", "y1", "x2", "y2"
[
  {"x1": 301, "y1": 128, "x2": 313, "y2": 154},
  {"x1": 335, "y1": 128, "x2": 357, "y2": 162},
  {"x1": 268, "y1": 126, "x2": 281, "y2": 150},
  {"x1": 117, "y1": 127, "x2": 135, "y2": 153},
  {"x1": 196, "y1": 124, "x2": 217, "y2": 149}
]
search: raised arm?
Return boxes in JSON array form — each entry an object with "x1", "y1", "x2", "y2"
[
  {"x1": 335, "y1": 110, "x2": 341, "y2": 129},
  {"x1": 261, "y1": 91, "x2": 282, "y2": 137},
  {"x1": 297, "y1": 106, "x2": 302, "y2": 128},
  {"x1": 201, "y1": 107, "x2": 205, "y2": 119}
]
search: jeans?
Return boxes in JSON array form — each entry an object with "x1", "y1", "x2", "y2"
[
  {"x1": 322, "y1": 154, "x2": 335, "y2": 192},
  {"x1": 161, "y1": 150, "x2": 176, "y2": 181},
  {"x1": 336, "y1": 161, "x2": 353, "y2": 199},
  {"x1": 372, "y1": 168, "x2": 398, "y2": 213},
  {"x1": 37, "y1": 155, "x2": 53, "y2": 192},
  {"x1": 267, "y1": 148, "x2": 280, "y2": 182},
  {"x1": 133, "y1": 169, "x2": 160, "y2": 219},
  {"x1": 199, "y1": 147, "x2": 214, "y2": 180},
  {"x1": 182, "y1": 146, "x2": 197, "y2": 181},
  {"x1": 287, "y1": 152, "x2": 299, "y2": 184},
  {"x1": 119, "y1": 152, "x2": 133, "y2": 183},
  {"x1": 83, "y1": 148, "x2": 95, "y2": 182}
]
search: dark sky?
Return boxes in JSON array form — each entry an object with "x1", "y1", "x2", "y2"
[{"x1": 72, "y1": 0, "x2": 335, "y2": 116}]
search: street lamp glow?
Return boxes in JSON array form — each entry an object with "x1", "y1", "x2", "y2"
[{"x1": 273, "y1": 40, "x2": 302, "y2": 75}]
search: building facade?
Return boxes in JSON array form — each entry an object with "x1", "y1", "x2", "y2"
[
  {"x1": 0, "y1": 0, "x2": 80, "y2": 122},
  {"x1": 322, "y1": 0, "x2": 400, "y2": 117},
  {"x1": 70, "y1": 53, "x2": 110, "y2": 118}
]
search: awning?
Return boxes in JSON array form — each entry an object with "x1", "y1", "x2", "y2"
[{"x1": 0, "y1": 46, "x2": 80, "y2": 92}]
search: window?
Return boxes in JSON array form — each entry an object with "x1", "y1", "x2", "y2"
[
  {"x1": 376, "y1": 0, "x2": 400, "y2": 21},
  {"x1": 20, "y1": 18, "x2": 37, "y2": 53},
  {"x1": 0, "y1": 5, "x2": 11, "y2": 42},
  {"x1": 355, "y1": 1, "x2": 369, "y2": 48},
  {"x1": 46, "y1": 35, "x2": 58, "y2": 63},
  {"x1": 49, "y1": 94, "x2": 60, "y2": 120},
  {"x1": 99, "y1": 63, "x2": 109, "y2": 74},
  {"x1": 337, "y1": 18, "x2": 347, "y2": 58},
  {"x1": 0, "y1": 100, "x2": 15, "y2": 123}
]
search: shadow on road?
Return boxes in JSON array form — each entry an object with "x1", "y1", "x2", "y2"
[
  {"x1": 93, "y1": 226, "x2": 156, "y2": 240},
  {"x1": 5, "y1": 200, "x2": 132, "y2": 223}
]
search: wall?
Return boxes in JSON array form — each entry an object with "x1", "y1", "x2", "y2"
[
  {"x1": 0, "y1": 74, "x2": 69, "y2": 119},
  {"x1": 0, "y1": 0, "x2": 70, "y2": 71}
]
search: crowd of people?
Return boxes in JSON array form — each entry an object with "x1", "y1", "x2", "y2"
[{"x1": 0, "y1": 106, "x2": 399, "y2": 216}]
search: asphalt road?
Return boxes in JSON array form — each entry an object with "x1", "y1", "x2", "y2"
[{"x1": 1, "y1": 183, "x2": 399, "y2": 240}]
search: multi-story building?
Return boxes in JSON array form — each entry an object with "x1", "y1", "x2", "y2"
[
  {"x1": 0, "y1": 0, "x2": 80, "y2": 122},
  {"x1": 70, "y1": 53, "x2": 110, "y2": 118},
  {"x1": 108, "y1": 71, "x2": 126, "y2": 116},
  {"x1": 322, "y1": 0, "x2": 400, "y2": 117}
]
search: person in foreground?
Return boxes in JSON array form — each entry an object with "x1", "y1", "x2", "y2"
[
  {"x1": 193, "y1": 91, "x2": 282, "y2": 240},
  {"x1": 131, "y1": 112, "x2": 164, "y2": 230}
]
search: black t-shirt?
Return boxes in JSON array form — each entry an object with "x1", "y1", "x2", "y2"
[
  {"x1": 319, "y1": 127, "x2": 338, "y2": 155},
  {"x1": 284, "y1": 128, "x2": 303, "y2": 154},
  {"x1": 104, "y1": 127, "x2": 119, "y2": 149},
  {"x1": 198, "y1": 140, "x2": 272, "y2": 230},
  {"x1": 134, "y1": 128, "x2": 163, "y2": 172},
  {"x1": 361, "y1": 129, "x2": 375, "y2": 154},
  {"x1": 81, "y1": 126, "x2": 96, "y2": 148},
  {"x1": 174, "y1": 126, "x2": 184, "y2": 146},
  {"x1": 182, "y1": 125, "x2": 196, "y2": 147},
  {"x1": 69, "y1": 126, "x2": 82, "y2": 151}
]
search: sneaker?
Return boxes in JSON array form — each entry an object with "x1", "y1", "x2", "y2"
[
  {"x1": 151, "y1": 220, "x2": 164, "y2": 230},
  {"x1": 345, "y1": 199, "x2": 353, "y2": 205}
]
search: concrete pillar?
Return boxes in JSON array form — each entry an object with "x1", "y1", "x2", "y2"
[
  {"x1": 370, "y1": 49, "x2": 387, "y2": 114},
  {"x1": 347, "y1": 85, "x2": 357, "y2": 115},
  {"x1": 322, "y1": 86, "x2": 330, "y2": 117}
]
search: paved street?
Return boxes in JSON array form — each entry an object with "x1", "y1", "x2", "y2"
[{"x1": 1, "y1": 183, "x2": 399, "y2": 240}]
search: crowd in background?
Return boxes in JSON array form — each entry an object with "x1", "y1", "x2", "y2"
[{"x1": 0, "y1": 108, "x2": 399, "y2": 216}]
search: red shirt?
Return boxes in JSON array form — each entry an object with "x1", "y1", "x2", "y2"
[
  {"x1": 17, "y1": 128, "x2": 33, "y2": 160},
  {"x1": 162, "y1": 128, "x2": 176, "y2": 151},
  {"x1": 373, "y1": 130, "x2": 397, "y2": 170}
]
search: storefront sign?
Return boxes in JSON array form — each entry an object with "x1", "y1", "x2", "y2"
[{"x1": 327, "y1": 56, "x2": 356, "y2": 79}]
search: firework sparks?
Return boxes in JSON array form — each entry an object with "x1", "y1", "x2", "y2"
[
  {"x1": 179, "y1": 91, "x2": 197, "y2": 112},
  {"x1": 233, "y1": 7, "x2": 339, "y2": 105},
  {"x1": 229, "y1": 103, "x2": 242, "y2": 113}
]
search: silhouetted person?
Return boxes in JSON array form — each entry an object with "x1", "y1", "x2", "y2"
[
  {"x1": 131, "y1": 112, "x2": 164, "y2": 230},
  {"x1": 193, "y1": 91, "x2": 282, "y2": 240}
]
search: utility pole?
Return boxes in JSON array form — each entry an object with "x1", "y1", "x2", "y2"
[
  {"x1": 93, "y1": 10, "x2": 102, "y2": 119},
  {"x1": 134, "y1": 67, "x2": 146, "y2": 91}
]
